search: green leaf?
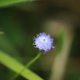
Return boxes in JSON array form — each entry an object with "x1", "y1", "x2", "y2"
[
  {"x1": 0, "y1": 50, "x2": 43, "y2": 80},
  {"x1": 0, "y1": 0, "x2": 29, "y2": 7},
  {"x1": 57, "y1": 29, "x2": 65, "y2": 54}
]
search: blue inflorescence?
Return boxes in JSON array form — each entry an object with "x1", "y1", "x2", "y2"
[{"x1": 33, "y1": 32, "x2": 54, "y2": 52}]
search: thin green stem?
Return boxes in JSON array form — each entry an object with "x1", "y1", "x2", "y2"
[
  {"x1": 26, "y1": 51, "x2": 42, "y2": 68},
  {"x1": 10, "y1": 51, "x2": 42, "y2": 80}
]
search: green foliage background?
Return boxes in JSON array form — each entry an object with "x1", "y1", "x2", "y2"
[{"x1": 0, "y1": 0, "x2": 80, "y2": 80}]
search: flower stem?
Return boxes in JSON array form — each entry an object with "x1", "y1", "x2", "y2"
[
  {"x1": 10, "y1": 51, "x2": 42, "y2": 80},
  {"x1": 26, "y1": 51, "x2": 42, "y2": 68}
]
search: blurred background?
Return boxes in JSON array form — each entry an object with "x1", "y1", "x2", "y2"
[{"x1": 0, "y1": 0, "x2": 80, "y2": 80}]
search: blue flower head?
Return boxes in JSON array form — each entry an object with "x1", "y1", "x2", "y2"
[{"x1": 33, "y1": 32, "x2": 54, "y2": 52}]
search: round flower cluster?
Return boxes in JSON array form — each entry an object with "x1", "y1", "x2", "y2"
[{"x1": 33, "y1": 32, "x2": 54, "y2": 52}]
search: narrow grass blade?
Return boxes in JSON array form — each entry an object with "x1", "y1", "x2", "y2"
[
  {"x1": 0, "y1": 50, "x2": 43, "y2": 80},
  {"x1": 0, "y1": 0, "x2": 30, "y2": 7}
]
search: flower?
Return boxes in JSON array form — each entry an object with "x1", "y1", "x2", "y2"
[{"x1": 33, "y1": 32, "x2": 54, "y2": 52}]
